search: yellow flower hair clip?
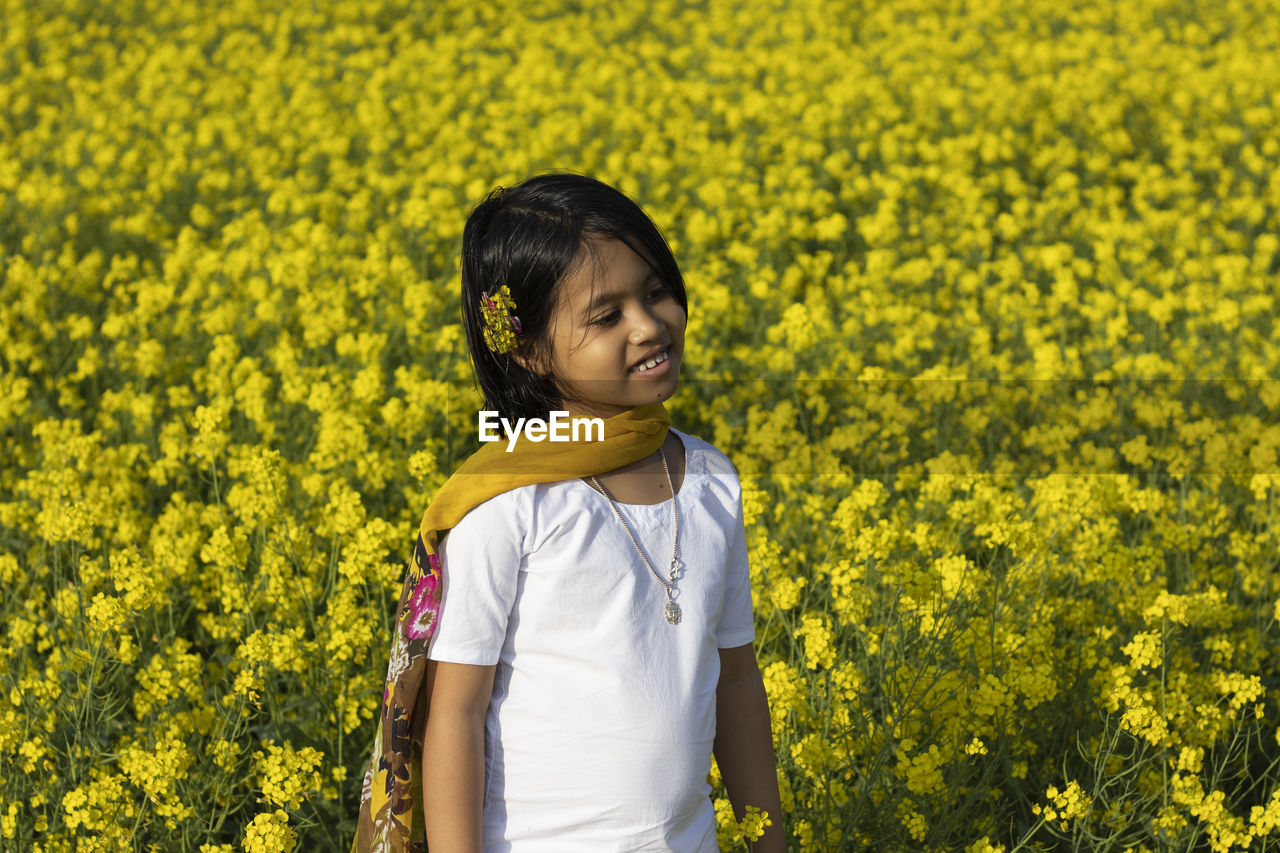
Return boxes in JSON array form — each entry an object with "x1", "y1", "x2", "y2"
[{"x1": 481, "y1": 285, "x2": 523, "y2": 355}]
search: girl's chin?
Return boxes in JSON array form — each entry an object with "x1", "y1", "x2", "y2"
[{"x1": 639, "y1": 380, "x2": 680, "y2": 407}]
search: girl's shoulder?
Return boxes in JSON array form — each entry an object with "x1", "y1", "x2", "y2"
[
  {"x1": 670, "y1": 426, "x2": 740, "y2": 482},
  {"x1": 442, "y1": 481, "x2": 533, "y2": 546}
]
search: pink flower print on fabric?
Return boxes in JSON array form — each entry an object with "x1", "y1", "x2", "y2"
[
  {"x1": 402, "y1": 550, "x2": 442, "y2": 642},
  {"x1": 404, "y1": 571, "x2": 439, "y2": 640},
  {"x1": 425, "y1": 553, "x2": 441, "y2": 603}
]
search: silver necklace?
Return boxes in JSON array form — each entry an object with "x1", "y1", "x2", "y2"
[{"x1": 589, "y1": 447, "x2": 683, "y2": 625}]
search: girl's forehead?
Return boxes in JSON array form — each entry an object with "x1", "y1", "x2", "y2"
[
  {"x1": 557, "y1": 237, "x2": 645, "y2": 309},
  {"x1": 569, "y1": 236, "x2": 653, "y2": 287}
]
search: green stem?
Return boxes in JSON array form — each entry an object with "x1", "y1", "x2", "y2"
[{"x1": 1008, "y1": 814, "x2": 1049, "y2": 853}]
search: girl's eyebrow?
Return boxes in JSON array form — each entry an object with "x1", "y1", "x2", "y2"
[{"x1": 582, "y1": 269, "x2": 662, "y2": 316}]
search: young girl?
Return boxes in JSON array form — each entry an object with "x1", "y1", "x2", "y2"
[{"x1": 352, "y1": 173, "x2": 784, "y2": 852}]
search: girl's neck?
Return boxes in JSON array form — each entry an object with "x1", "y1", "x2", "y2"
[
  {"x1": 561, "y1": 401, "x2": 630, "y2": 421},
  {"x1": 583, "y1": 430, "x2": 685, "y2": 505}
]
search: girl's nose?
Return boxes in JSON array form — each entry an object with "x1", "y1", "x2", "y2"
[{"x1": 629, "y1": 304, "x2": 665, "y2": 343}]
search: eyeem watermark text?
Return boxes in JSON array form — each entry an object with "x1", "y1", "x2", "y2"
[{"x1": 479, "y1": 411, "x2": 605, "y2": 452}]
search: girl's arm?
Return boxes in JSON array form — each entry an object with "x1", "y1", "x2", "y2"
[
  {"x1": 713, "y1": 643, "x2": 786, "y2": 853},
  {"x1": 422, "y1": 658, "x2": 497, "y2": 853}
]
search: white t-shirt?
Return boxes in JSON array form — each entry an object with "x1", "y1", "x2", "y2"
[{"x1": 426, "y1": 428, "x2": 756, "y2": 852}]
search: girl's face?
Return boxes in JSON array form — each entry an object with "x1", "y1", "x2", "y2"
[{"x1": 524, "y1": 236, "x2": 685, "y2": 420}]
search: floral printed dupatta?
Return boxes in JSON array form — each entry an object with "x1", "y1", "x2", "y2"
[{"x1": 351, "y1": 403, "x2": 672, "y2": 852}]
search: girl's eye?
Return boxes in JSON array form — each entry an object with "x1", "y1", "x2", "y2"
[{"x1": 591, "y1": 285, "x2": 669, "y2": 326}]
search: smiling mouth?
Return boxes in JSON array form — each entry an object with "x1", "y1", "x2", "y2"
[{"x1": 631, "y1": 347, "x2": 671, "y2": 374}]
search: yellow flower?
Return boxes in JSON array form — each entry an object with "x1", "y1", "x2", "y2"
[
  {"x1": 898, "y1": 742, "x2": 946, "y2": 796},
  {"x1": 191, "y1": 396, "x2": 233, "y2": 459},
  {"x1": 253, "y1": 740, "x2": 325, "y2": 811},
  {"x1": 321, "y1": 479, "x2": 366, "y2": 539},
  {"x1": 901, "y1": 808, "x2": 927, "y2": 842},
  {"x1": 738, "y1": 805, "x2": 773, "y2": 843},
  {"x1": 967, "y1": 839, "x2": 1006, "y2": 853},
  {"x1": 480, "y1": 284, "x2": 522, "y2": 354},
  {"x1": 769, "y1": 573, "x2": 807, "y2": 610},
  {"x1": 0, "y1": 803, "x2": 16, "y2": 839},
  {"x1": 240, "y1": 809, "x2": 297, "y2": 853},
  {"x1": 85, "y1": 593, "x2": 127, "y2": 635},
  {"x1": 1034, "y1": 780, "x2": 1092, "y2": 830},
  {"x1": 1122, "y1": 631, "x2": 1162, "y2": 671},
  {"x1": 794, "y1": 613, "x2": 836, "y2": 671}
]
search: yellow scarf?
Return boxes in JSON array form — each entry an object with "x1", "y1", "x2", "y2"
[{"x1": 351, "y1": 403, "x2": 671, "y2": 852}]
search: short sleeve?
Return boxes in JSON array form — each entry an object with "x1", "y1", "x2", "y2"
[
  {"x1": 716, "y1": 476, "x2": 756, "y2": 649},
  {"x1": 427, "y1": 488, "x2": 528, "y2": 666}
]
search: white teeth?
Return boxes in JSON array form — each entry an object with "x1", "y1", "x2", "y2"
[{"x1": 634, "y1": 349, "x2": 669, "y2": 373}]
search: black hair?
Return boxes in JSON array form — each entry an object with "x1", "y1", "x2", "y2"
[{"x1": 459, "y1": 171, "x2": 688, "y2": 423}]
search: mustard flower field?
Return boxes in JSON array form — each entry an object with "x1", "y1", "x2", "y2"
[{"x1": 5, "y1": 0, "x2": 1280, "y2": 849}]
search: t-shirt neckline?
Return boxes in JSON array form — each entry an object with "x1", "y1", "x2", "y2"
[{"x1": 578, "y1": 427, "x2": 697, "y2": 510}]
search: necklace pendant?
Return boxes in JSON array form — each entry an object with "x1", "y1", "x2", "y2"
[{"x1": 664, "y1": 601, "x2": 682, "y2": 625}]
